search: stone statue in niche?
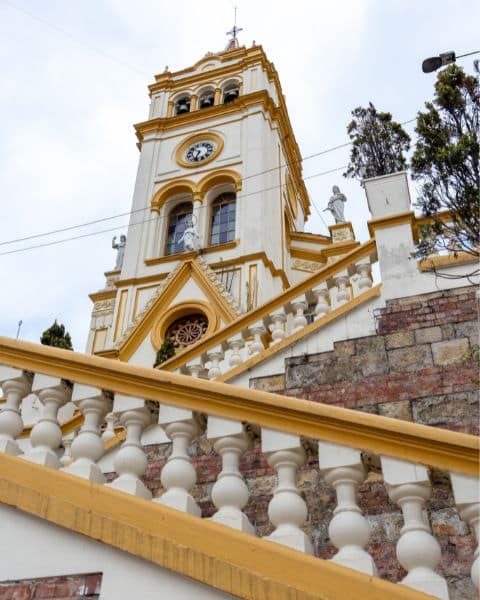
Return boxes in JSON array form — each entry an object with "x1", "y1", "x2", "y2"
[
  {"x1": 324, "y1": 185, "x2": 347, "y2": 224},
  {"x1": 180, "y1": 216, "x2": 200, "y2": 252},
  {"x1": 112, "y1": 234, "x2": 126, "y2": 270}
]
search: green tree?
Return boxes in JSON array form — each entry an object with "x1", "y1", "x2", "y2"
[
  {"x1": 153, "y1": 338, "x2": 175, "y2": 367},
  {"x1": 343, "y1": 102, "x2": 410, "y2": 180},
  {"x1": 40, "y1": 320, "x2": 73, "y2": 350},
  {"x1": 411, "y1": 64, "x2": 479, "y2": 259}
]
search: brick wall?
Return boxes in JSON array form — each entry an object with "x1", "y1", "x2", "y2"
[
  {"x1": 115, "y1": 286, "x2": 478, "y2": 599},
  {"x1": 0, "y1": 573, "x2": 102, "y2": 600}
]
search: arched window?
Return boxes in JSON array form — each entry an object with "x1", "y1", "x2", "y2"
[
  {"x1": 199, "y1": 90, "x2": 215, "y2": 109},
  {"x1": 223, "y1": 84, "x2": 239, "y2": 104},
  {"x1": 174, "y1": 95, "x2": 191, "y2": 115},
  {"x1": 210, "y1": 193, "x2": 236, "y2": 246},
  {"x1": 166, "y1": 202, "x2": 193, "y2": 255}
]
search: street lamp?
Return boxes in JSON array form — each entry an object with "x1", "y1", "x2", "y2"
[{"x1": 422, "y1": 50, "x2": 480, "y2": 73}]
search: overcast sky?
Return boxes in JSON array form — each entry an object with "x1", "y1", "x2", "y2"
[{"x1": 0, "y1": 0, "x2": 478, "y2": 351}]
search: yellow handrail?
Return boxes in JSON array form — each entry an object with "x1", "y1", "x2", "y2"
[{"x1": 0, "y1": 337, "x2": 477, "y2": 475}]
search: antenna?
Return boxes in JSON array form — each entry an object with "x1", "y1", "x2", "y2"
[
  {"x1": 16, "y1": 320, "x2": 23, "y2": 339},
  {"x1": 226, "y1": 6, "x2": 243, "y2": 45}
]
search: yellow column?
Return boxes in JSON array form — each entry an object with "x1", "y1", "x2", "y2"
[
  {"x1": 167, "y1": 100, "x2": 174, "y2": 118},
  {"x1": 190, "y1": 94, "x2": 198, "y2": 111},
  {"x1": 214, "y1": 88, "x2": 222, "y2": 105}
]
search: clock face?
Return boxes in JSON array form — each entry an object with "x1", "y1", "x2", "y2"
[{"x1": 185, "y1": 141, "x2": 216, "y2": 163}]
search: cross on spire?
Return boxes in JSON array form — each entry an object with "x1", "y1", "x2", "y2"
[{"x1": 225, "y1": 6, "x2": 242, "y2": 50}]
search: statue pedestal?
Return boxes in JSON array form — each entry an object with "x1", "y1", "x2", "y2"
[{"x1": 329, "y1": 222, "x2": 355, "y2": 243}]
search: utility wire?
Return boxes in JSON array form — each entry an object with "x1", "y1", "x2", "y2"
[
  {"x1": 2, "y1": 0, "x2": 149, "y2": 77},
  {"x1": 0, "y1": 164, "x2": 349, "y2": 257},
  {"x1": 0, "y1": 119, "x2": 416, "y2": 249}
]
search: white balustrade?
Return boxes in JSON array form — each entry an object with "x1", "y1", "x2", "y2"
[
  {"x1": 262, "y1": 428, "x2": 312, "y2": 553},
  {"x1": 227, "y1": 334, "x2": 245, "y2": 368},
  {"x1": 108, "y1": 395, "x2": 152, "y2": 499},
  {"x1": 319, "y1": 442, "x2": 377, "y2": 575},
  {"x1": 450, "y1": 472, "x2": 480, "y2": 591},
  {"x1": 334, "y1": 274, "x2": 351, "y2": 305},
  {"x1": 268, "y1": 310, "x2": 287, "y2": 345},
  {"x1": 63, "y1": 384, "x2": 112, "y2": 483},
  {"x1": 248, "y1": 322, "x2": 266, "y2": 356},
  {"x1": 312, "y1": 285, "x2": 330, "y2": 320},
  {"x1": 356, "y1": 261, "x2": 373, "y2": 291},
  {"x1": 207, "y1": 416, "x2": 253, "y2": 533},
  {"x1": 156, "y1": 405, "x2": 200, "y2": 516},
  {"x1": 23, "y1": 374, "x2": 72, "y2": 469},
  {"x1": 101, "y1": 412, "x2": 117, "y2": 442},
  {"x1": 381, "y1": 456, "x2": 449, "y2": 599},
  {"x1": 206, "y1": 346, "x2": 224, "y2": 379},
  {"x1": 290, "y1": 297, "x2": 308, "y2": 333},
  {"x1": 0, "y1": 367, "x2": 33, "y2": 455}
]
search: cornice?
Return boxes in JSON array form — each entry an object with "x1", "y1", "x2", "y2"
[
  {"x1": 419, "y1": 252, "x2": 478, "y2": 272},
  {"x1": 367, "y1": 211, "x2": 416, "y2": 238},
  {"x1": 88, "y1": 289, "x2": 117, "y2": 303},
  {"x1": 288, "y1": 231, "x2": 331, "y2": 245}
]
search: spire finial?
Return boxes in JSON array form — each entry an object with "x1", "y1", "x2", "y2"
[{"x1": 225, "y1": 6, "x2": 242, "y2": 51}]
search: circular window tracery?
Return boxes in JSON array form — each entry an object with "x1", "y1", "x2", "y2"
[{"x1": 165, "y1": 313, "x2": 208, "y2": 348}]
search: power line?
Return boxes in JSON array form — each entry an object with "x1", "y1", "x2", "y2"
[
  {"x1": 0, "y1": 164, "x2": 351, "y2": 258},
  {"x1": 2, "y1": 0, "x2": 149, "y2": 77},
  {"x1": 0, "y1": 118, "x2": 416, "y2": 249}
]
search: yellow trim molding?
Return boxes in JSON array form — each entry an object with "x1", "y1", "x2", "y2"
[
  {"x1": 368, "y1": 211, "x2": 416, "y2": 238},
  {"x1": 209, "y1": 251, "x2": 289, "y2": 289},
  {"x1": 0, "y1": 336, "x2": 477, "y2": 476},
  {"x1": 150, "y1": 299, "x2": 219, "y2": 351},
  {"x1": 288, "y1": 231, "x2": 331, "y2": 245},
  {"x1": 151, "y1": 179, "x2": 197, "y2": 212},
  {"x1": 145, "y1": 239, "x2": 240, "y2": 267},
  {"x1": 0, "y1": 452, "x2": 432, "y2": 600},
  {"x1": 174, "y1": 132, "x2": 225, "y2": 169},
  {"x1": 197, "y1": 168, "x2": 242, "y2": 193},
  {"x1": 419, "y1": 252, "x2": 478, "y2": 271},
  {"x1": 88, "y1": 289, "x2": 117, "y2": 303}
]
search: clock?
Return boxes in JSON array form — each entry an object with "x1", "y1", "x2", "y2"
[
  {"x1": 175, "y1": 133, "x2": 224, "y2": 168},
  {"x1": 185, "y1": 140, "x2": 216, "y2": 163}
]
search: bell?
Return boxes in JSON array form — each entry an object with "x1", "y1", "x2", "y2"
[
  {"x1": 200, "y1": 95, "x2": 214, "y2": 108},
  {"x1": 176, "y1": 99, "x2": 190, "y2": 114},
  {"x1": 223, "y1": 88, "x2": 239, "y2": 103}
]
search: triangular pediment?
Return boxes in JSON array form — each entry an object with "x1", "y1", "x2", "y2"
[{"x1": 115, "y1": 257, "x2": 241, "y2": 363}]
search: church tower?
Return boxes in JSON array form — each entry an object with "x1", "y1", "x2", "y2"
[{"x1": 86, "y1": 39, "x2": 346, "y2": 366}]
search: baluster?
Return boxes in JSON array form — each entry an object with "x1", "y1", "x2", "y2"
[
  {"x1": 23, "y1": 374, "x2": 72, "y2": 468},
  {"x1": 63, "y1": 384, "x2": 112, "y2": 482},
  {"x1": 268, "y1": 310, "x2": 286, "y2": 345},
  {"x1": 101, "y1": 412, "x2": 117, "y2": 442},
  {"x1": 60, "y1": 434, "x2": 74, "y2": 467},
  {"x1": 319, "y1": 442, "x2": 377, "y2": 575},
  {"x1": 207, "y1": 416, "x2": 253, "y2": 533},
  {"x1": 206, "y1": 346, "x2": 224, "y2": 380},
  {"x1": 186, "y1": 359, "x2": 207, "y2": 378},
  {"x1": 334, "y1": 274, "x2": 350, "y2": 305},
  {"x1": 155, "y1": 405, "x2": 200, "y2": 516},
  {"x1": 262, "y1": 429, "x2": 312, "y2": 553},
  {"x1": 227, "y1": 334, "x2": 245, "y2": 368},
  {"x1": 381, "y1": 456, "x2": 448, "y2": 599},
  {"x1": 290, "y1": 297, "x2": 308, "y2": 333},
  {"x1": 356, "y1": 261, "x2": 373, "y2": 291},
  {"x1": 450, "y1": 472, "x2": 479, "y2": 591},
  {"x1": 248, "y1": 322, "x2": 266, "y2": 356},
  {"x1": 107, "y1": 395, "x2": 152, "y2": 499},
  {"x1": 0, "y1": 367, "x2": 33, "y2": 455},
  {"x1": 312, "y1": 285, "x2": 330, "y2": 319}
]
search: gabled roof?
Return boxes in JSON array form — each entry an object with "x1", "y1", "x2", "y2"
[{"x1": 114, "y1": 256, "x2": 241, "y2": 362}]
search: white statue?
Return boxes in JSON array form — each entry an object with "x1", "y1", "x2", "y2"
[
  {"x1": 112, "y1": 234, "x2": 126, "y2": 270},
  {"x1": 324, "y1": 185, "x2": 347, "y2": 224},
  {"x1": 179, "y1": 217, "x2": 200, "y2": 252}
]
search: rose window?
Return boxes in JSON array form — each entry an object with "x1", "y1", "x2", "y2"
[{"x1": 165, "y1": 313, "x2": 208, "y2": 348}]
